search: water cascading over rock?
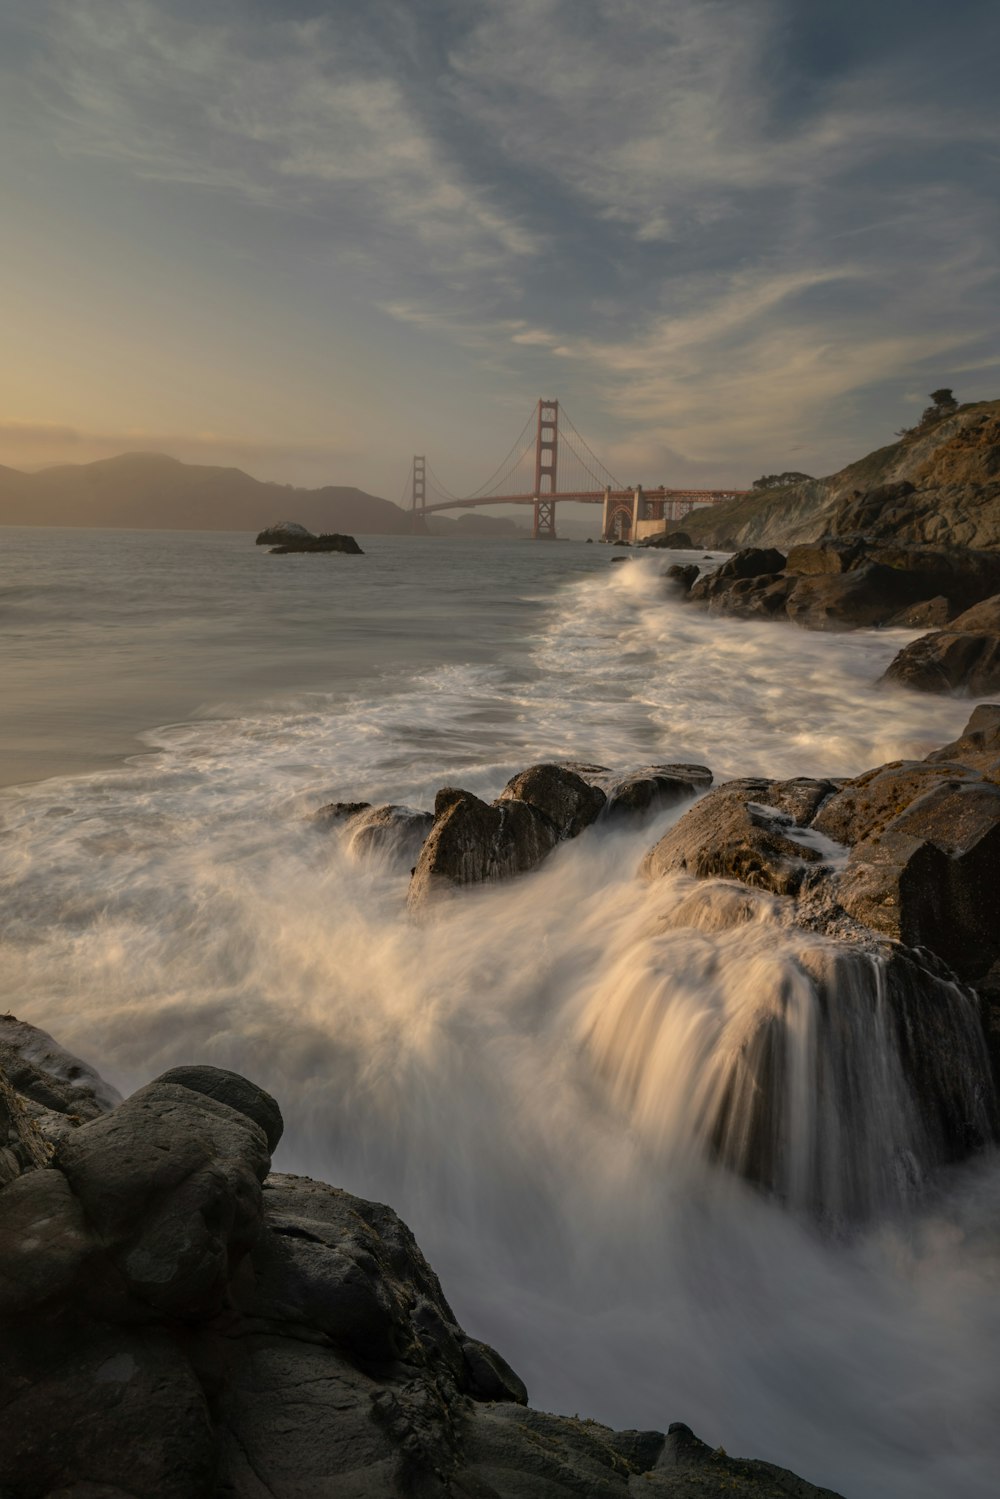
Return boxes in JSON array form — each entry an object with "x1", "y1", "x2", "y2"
[{"x1": 579, "y1": 882, "x2": 995, "y2": 1223}]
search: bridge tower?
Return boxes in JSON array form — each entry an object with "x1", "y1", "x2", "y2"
[
  {"x1": 410, "y1": 455, "x2": 427, "y2": 534},
  {"x1": 532, "y1": 399, "x2": 558, "y2": 540}
]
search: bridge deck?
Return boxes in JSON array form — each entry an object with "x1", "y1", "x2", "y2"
[{"x1": 422, "y1": 488, "x2": 748, "y2": 514}]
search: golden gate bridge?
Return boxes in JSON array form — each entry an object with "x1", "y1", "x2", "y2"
[{"x1": 407, "y1": 399, "x2": 748, "y2": 541}]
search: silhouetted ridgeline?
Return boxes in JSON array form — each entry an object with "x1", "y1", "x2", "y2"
[{"x1": 0, "y1": 452, "x2": 527, "y2": 538}]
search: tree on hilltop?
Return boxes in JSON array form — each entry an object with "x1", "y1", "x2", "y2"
[
  {"x1": 896, "y1": 388, "x2": 959, "y2": 436},
  {"x1": 750, "y1": 471, "x2": 814, "y2": 491}
]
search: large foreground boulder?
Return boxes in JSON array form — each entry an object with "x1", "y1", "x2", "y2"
[{"x1": 0, "y1": 1027, "x2": 843, "y2": 1499}]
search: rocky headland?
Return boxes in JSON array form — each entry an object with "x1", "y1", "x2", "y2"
[{"x1": 654, "y1": 400, "x2": 1000, "y2": 695}]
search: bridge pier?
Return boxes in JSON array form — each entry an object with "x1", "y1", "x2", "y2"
[{"x1": 532, "y1": 496, "x2": 557, "y2": 539}]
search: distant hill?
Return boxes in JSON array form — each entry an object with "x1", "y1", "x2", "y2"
[
  {"x1": 0, "y1": 452, "x2": 412, "y2": 535},
  {"x1": 684, "y1": 399, "x2": 1000, "y2": 550}
]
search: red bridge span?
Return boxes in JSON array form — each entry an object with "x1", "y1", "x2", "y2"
[{"x1": 408, "y1": 399, "x2": 748, "y2": 541}]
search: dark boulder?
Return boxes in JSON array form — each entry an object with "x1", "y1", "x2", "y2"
[
  {"x1": 54, "y1": 1075, "x2": 272, "y2": 1318},
  {"x1": 156, "y1": 1065, "x2": 283, "y2": 1153},
  {"x1": 644, "y1": 529, "x2": 692, "y2": 549},
  {"x1": 664, "y1": 562, "x2": 699, "y2": 594},
  {"x1": 888, "y1": 595, "x2": 951, "y2": 628},
  {"x1": 689, "y1": 548, "x2": 786, "y2": 606},
  {"x1": 0, "y1": 1026, "x2": 846, "y2": 1498},
  {"x1": 785, "y1": 538, "x2": 866, "y2": 575},
  {"x1": 271, "y1": 532, "x2": 364, "y2": 555},
  {"x1": 785, "y1": 560, "x2": 931, "y2": 630},
  {"x1": 604, "y1": 763, "x2": 712, "y2": 819},
  {"x1": 343, "y1": 803, "x2": 435, "y2": 865},
  {"x1": 313, "y1": 799, "x2": 372, "y2": 829},
  {"x1": 835, "y1": 777, "x2": 1000, "y2": 982},
  {"x1": 408, "y1": 788, "x2": 560, "y2": 909},
  {"x1": 640, "y1": 778, "x2": 839, "y2": 896},
  {"x1": 881, "y1": 593, "x2": 1000, "y2": 696},
  {"x1": 409, "y1": 766, "x2": 607, "y2": 909},
  {"x1": 881, "y1": 630, "x2": 1000, "y2": 695},
  {"x1": 498, "y1": 762, "x2": 606, "y2": 838}
]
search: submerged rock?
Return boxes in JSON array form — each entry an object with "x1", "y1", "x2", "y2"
[{"x1": 0, "y1": 1031, "x2": 844, "y2": 1498}]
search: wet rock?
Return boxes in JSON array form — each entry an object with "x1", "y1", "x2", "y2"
[
  {"x1": 344, "y1": 803, "x2": 435, "y2": 865},
  {"x1": 156, "y1": 1065, "x2": 284, "y2": 1153},
  {"x1": 881, "y1": 594, "x2": 1000, "y2": 695},
  {"x1": 408, "y1": 788, "x2": 560, "y2": 909},
  {"x1": 785, "y1": 560, "x2": 931, "y2": 630},
  {"x1": 604, "y1": 763, "x2": 713, "y2": 819},
  {"x1": 498, "y1": 763, "x2": 606, "y2": 838},
  {"x1": 0, "y1": 1015, "x2": 121, "y2": 1143},
  {"x1": 409, "y1": 766, "x2": 607, "y2": 909},
  {"x1": 688, "y1": 547, "x2": 786, "y2": 607},
  {"x1": 640, "y1": 779, "x2": 838, "y2": 896},
  {"x1": 883, "y1": 631, "x2": 1000, "y2": 694},
  {"x1": 926, "y1": 702, "x2": 1000, "y2": 776},
  {"x1": 664, "y1": 562, "x2": 699, "y2": 593},
  {"x1": 313, "y1": 799, "x2": 372, "y2": 829},
  {"x1": 812, "y1": 760, "x2": 981, "y2": 846},
  {"x1": 55, "y1": 1075, "x2": 271, "y2": 1318},
  {"x1": 0, "y1": 1028, "x2": 845, "y2": 1498},
  {"x1": 785, "y1": 538, "x2": 866, "y2": 575},
  {"x1": 835, "y1": 777, "x2": 1000, "y2": 982},
  {"x1": 888, "y1": 595, "x2": 951, "y2": 629}
]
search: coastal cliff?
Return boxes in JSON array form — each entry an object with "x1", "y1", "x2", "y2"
[{"x1": 682, "y1": 400, "x2": 1000, "y2": 552}]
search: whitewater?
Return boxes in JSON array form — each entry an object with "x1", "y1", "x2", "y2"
[{"x1": 2, "y1": 529, "x2": 998, "y2": 1497}]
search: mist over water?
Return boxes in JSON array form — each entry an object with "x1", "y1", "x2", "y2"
[{"x1": 3, "y1": 532, "x2": 999, "y2": 1496}]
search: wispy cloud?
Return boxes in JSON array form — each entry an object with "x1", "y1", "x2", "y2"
[{"x1": 2, "y1": 0, "x2": 998, "y2": 486}]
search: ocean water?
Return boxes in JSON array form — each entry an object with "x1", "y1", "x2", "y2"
[{"x1": 2, "y1": 527, "x2": 999, "y2": 1497}]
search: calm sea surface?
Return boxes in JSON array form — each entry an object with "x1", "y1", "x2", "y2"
[{"x1": 2, "y1": 526, "x2": 998, "y2": 1498}]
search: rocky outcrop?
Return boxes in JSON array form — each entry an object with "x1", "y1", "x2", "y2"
[
  {"x1": 0, "y1": 1022, "x2": 842, "y2": 1499},
  {"x1": 640, "y1": 707, "x2": 1000, "y2": 1089},
  {"x1": 256, "y1": 521, "x2": 364, "y2": 553},
  {"x1": 881, "y1": 593, "x2": 1000, "y2": 694},
  {"x1": 314, "y1": 802, "x2": 436, "y2": 866},
  {"x1": 408, "y1": 761, "x2": 713, "y2": 908},
  {"x1": 255, "y1": 521, "x2": 314, "y2": 545},
  {"x1": 680, "y1": 538, "x2": 1000, "y2": 636},
  {"x1": 603, "y1": 763, "x2": 713, "y2": 818},
  {"x1": 408, "y1": 770, "x2": 588, "y2": 911},
  {"x1": 640, "y1": 778, "x2": 840, "y2": 895},
  {"x1": 681, "y1": 399, "x2": 1000, "y2": 552}
]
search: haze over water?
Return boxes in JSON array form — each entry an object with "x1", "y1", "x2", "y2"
[{"x1": 3, "y1": 529, "x2": 999, "y2": 1498}]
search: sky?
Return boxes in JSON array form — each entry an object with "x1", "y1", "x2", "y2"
[{"x1": 1, "y1": 0, "x2": 999, "y2": 509}]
